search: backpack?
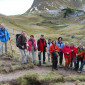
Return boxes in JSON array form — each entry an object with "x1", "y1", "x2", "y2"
[
  {"x1": 16, "y1": 34, "x2": 21, "y2": 47},
  {"x1": 52, "y1": 51, "x2": 58, "y2": 59}
]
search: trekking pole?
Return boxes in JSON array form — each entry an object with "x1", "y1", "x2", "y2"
[{"x1": 9, "y1": 39, "x2": 13, "y2": 57}]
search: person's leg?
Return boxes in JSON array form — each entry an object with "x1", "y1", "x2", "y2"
[
  {"x1": 74, "y1": 58, "x2": 77, "y2": 69},
  {"x1": 76, "y1": 58, "x2": 79, "y2": 70},
  {"x1": 32, "y1": 51, "x2": 36, "y2": 64},
  {"x1": 38, "y1": 52, "x2": 41, "y2": 65},
  {"x1": 68, "y1": 57, "x2": 71, "y2": 65},
  {"x1": 55, "y1": 57, "x2": 58, "y2": 69},
  {"x1": 19, "y1": 49, "x2": 25, "y2": 65},
  {"x1": 5, "y1": 41, "x2": 8, "y2": 55},
  {"x1": 81, "y1": 57, "x2": 83, "y2": 65},
  {"x1": 70, "y1": 58, "x2": 73, "y2": 67},
  {"x1": 26, "y1": 51, "x2": 30, "y2": 63},
  {"x1": 80, "y1": 61, "x2": 85, "y2": 71},
  {"x1": 59, "y1": 52, "x2": 63, "y2": 65},
  {"x1": 0, "y1": 42, "x2": 4, "y2": 54},
  {"x1": 52, "y1": 57, "x2": 55, "y2": 69},
  {"x1": 65, "y1": 57, "x2": 68, "y2": 67},
  {"x1": 65, "y1": 57, "x2": 69, "y2": 70},
  {"x1": 43, "y1": 51, "x2": 46, "y2": 64},
  {"x1": 48, "y1": 54, "x2": 50, "y2": 62}
]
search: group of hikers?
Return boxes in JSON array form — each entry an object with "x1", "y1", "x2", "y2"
[{"x1": 0, "y1": 24, "x2": 85, "y2": 73}]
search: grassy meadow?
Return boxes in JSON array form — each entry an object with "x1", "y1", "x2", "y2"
[{"x1": 0, "y1": 13, "x2": 85, "y2": 85}]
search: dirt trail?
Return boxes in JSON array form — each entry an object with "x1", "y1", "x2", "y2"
[{"x1": 0, "y1": 65, "x2": 85, "y2": 82}]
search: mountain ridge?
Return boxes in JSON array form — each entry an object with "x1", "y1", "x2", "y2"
[{"x1": 25, "y1": 0, "x2": 85, "y2": 15}]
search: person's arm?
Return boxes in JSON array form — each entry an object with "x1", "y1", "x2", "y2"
[
  {"x1": 78, "y1": 51, "x2": 85, "y2": 56},
  {"x1": 0, "y1": 30, "x2": 4, "y2": 38},
  {"x1": 62, "y1": 47, "x2": 66, "y2": 54},
  {"x1": 69, "y1": 49, "x2": 72, "y2": 54},
  {"x1": 63, "y1": 43, "x2": 65, "y2": 48},
  {"x1": 73, "y1": 48, "x2": 77, "y2": 54},
  {"x1": 62, "y1": 47, "x2": 70, "y2": 55},
  {"x1": 56, "y1": 45, "x2": 59, "y2": 52},
  {"x1": 35, "y1": 40, "x2": 37, "y2": 50},
  {"x1": 5, "y1": 28, "x2": 10, "y2": 40},
  {"x1": 49, "y1": 46, "x2": 53, "y2": 53},
  {"x1": 7, "y1": 30, "x2": 10, "y2": 40}
]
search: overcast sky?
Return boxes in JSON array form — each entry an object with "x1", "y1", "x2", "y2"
[{"x1": 0, "y1": 0, "x2": 34, "y2": 16}]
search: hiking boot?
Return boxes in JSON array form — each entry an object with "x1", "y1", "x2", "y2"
[
  {"x1": 26, "y1": 60, "x2": 29, "y2": 63},
  {"x1": 59, "y1": 65, "x2": 63, "y2": 68},
  {"x1": 73, "y1": 68, "x2": 77, "y2": 71},
  {"x1": 43, "y1": 62, "x2": 46, "y2": 64},
  {"x1": 78, "y1": 70, "x2": 82, "y2": 73},
  {"x1": 21, "y1": 63, "x2": 25, "y2": 65},
  {"x1": 38, "y1": 62, "x2": 41, "y2": 66},
  {"x1": 52, "y1": 67, "x2": 54, "y2": 71},
  {"x1": 33, "y1": 63, "x2": 36, "y2": 65},
  {"x1": 65, "y1": 67, "x2": 68, "y2": 71},
  {"x1": 55, "y1": 68, "x2": 58, "y2": 70},
  {"x1": 24, "y1": 62, "x2": 27, "y2": 65}
]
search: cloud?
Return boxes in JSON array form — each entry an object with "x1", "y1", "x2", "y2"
[{"x1": 0, "y1": 0, "x2": 34, "y2": 15}]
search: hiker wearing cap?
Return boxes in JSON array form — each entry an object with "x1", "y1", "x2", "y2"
[
  {"x1": 76, "y1": 43, "x2": 84, "y2": 71},
  {"x1": 17, "y1": 31, "x2": 27, "y2": 65},
  {"x1": 62, "y1": 42, "x2": 71, "y2": 70},
  {"x1": 27, "y1": 35, "x2": 37, "y2": 65},
  {"x1": 49, "y1": 40, "x2": 59, "y2": 70},
  {"x1": 0, "y1": 24, "x2": 10, "y2": 55},
  {"x1": 56, "y1": 37, "x2": 64, "y2": 67},
  {"x1": 77, "y1": 50, "x2": 85, "y2": 73},
  {"x1": 37, "y1": 34, "x2": 47, "y2": 65},
  {"x1": 47, "y1": 39, "x2": 52, "y2": 62},
  {"x1": 70, "y1": 42, "x2": 77, "y2": 70}
]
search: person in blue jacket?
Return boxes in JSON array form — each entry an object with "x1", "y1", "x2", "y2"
[
  {"x1": 0, "y1": 24, "x2": 10, "y2": 55},
  {"x1": 56, "y1": 37, "x2": 65, "y2": 67}
]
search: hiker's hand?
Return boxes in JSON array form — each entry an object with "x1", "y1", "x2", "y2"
[
  {"x1": 22, "y1": 46, "x2": 24, "y2": 49},
  {"x1": 81, "y1": 55, "x2": 83, "y2": 57},
  {"x1": 59, "y1": 48, "x2": 62, "y2": 50},
  {"x1": 76, "y1": 54, "x2": 78, "y2": 56},
  {"x1": 55, "y1": 50, "x2": 57, "y2": 52},
  {"x1": 67, "y1": 52, "x2": 69, "y2": 55},
  {"x1": 38, "y1": 51, "x2": 41, "y2": 54},
  {"x1": 71, "y1": 50, "x2": 74, "y2": 52},
  {"x1": 9, "y1": 37, "x2": 10, "y2": 40},
  {"x1": 3, "y1": 34, "x2": 5, "y2": 36}
]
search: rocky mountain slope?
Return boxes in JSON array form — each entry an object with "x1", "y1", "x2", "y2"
[{"x1": 26, "y1": 0, "x2": 85, "y2": 15}]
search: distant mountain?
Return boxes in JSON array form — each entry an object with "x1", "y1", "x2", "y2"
[{"x1": 25, "y1": 0, "x2": 85, "y2": 17}]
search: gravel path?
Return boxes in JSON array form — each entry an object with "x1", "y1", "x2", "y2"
[{"x1": 0, "y1": 65, "x2": 85, "y2": 82}]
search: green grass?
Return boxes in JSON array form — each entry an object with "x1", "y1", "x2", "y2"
[
  {"x1": 9, "y1": 72, "x2": 64, "y2": 85},
  {"x1": 64, "y1": 75, "x2": 85, "y2": 81},
  {"x1": 51, "y1": 24, "x2": 69, "y2": 28}
]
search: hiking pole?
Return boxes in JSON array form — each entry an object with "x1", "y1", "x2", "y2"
[{"x1": 9, "y1": 39, "x2": 13, "y2": 57}]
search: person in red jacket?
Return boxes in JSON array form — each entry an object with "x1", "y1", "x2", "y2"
[
  {"x1": 78, "y1": 51, "x2": 85, "y2": 73},
  {"x1": 37, "y1": 34, "x2": 47, "y2": 65},
  {"x1": 70, "y1": 42, "x2": 77, "y2": 70},
  {"x1": 49, "y1": 40, "x2": 59, "y2": 70},
  {"x1": 62, "y1": 42, "x2": 71, "y2": 70}
]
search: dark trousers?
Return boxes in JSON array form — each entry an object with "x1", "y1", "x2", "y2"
[
  {"x1": 70, "y1": 58, "x2": 76, "y2": 68},
  {"x1": 52, "y1": 57, "x2": 58, "y2": 69},
  {"x1": 38, "y1": 51, "x2": 45, "y2": 63},
  {"x1": 58, "y1": 52, "x2": 63, "y2": 65},
  {"x1": 76, "y1": 57, "x2": 83, "y2": 70}
]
